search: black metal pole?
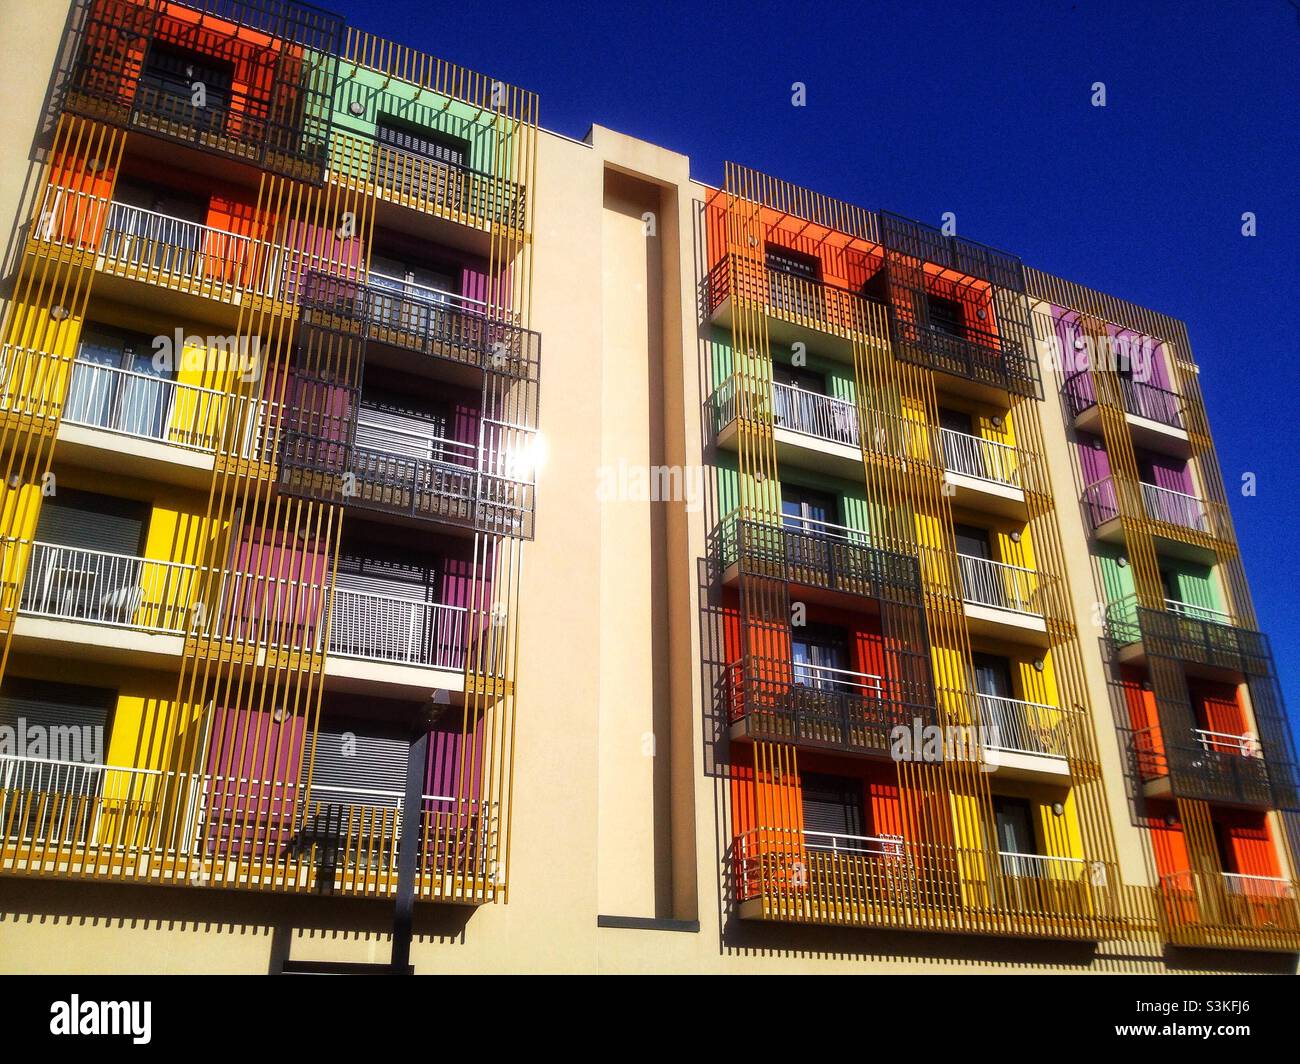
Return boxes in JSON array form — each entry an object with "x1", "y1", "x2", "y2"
[{"x1": 391, "y1": 725, "x2": 429, "y2": 974}]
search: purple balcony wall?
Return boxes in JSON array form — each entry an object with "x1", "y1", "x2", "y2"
[
  {"x1": 202, "y1": 704, "x2": 307, "y2": 858},
  {"x1": 1108, "y1": 324, "x2": 1173, "y2": 389},
  {"x1": 1077, "y1": 432, "x2": 1112, "y2": 483},
  {"x1": 422, "y1": 712, "x2": 490, "y2": 874},
  {"x1": 445, "y1": 381, "x2": 483, "y2": 448},
  {"x1": 279, "y1": 218, "x2": 367, "y2": 303},
  {"x1": 223, "y1": 526, "x2": 330, "y2": 649},
  {"x1": 1138, "y1": 449, "x2": 1195, "y2": 494}
]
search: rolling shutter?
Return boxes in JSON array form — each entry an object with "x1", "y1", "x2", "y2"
[
  {"x1": 306, "y1": 728, "x2": 410, "y2": 807},
  {"x1": 376, "y1": 117, "x2": 467, "y2": 170},
  {"x1": 335, "y1": 552, "x2": 438, "y2": 600},
  {"x1": 34, "y1": 489, "x2": 148, "y2": 555},
  {"x1": 0, "y1": 678, "x2": 114, "y2": 764},
  {"x1": 800, "y1": 772, "x2": 865, "y2": 838}
]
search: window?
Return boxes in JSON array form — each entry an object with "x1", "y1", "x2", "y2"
[
  {"x1": 772, "y1": 363, "x2": 824, "y2": 393},
  {"x1": 374, "y1": 116, "x2": 469, "y2": 204},
  {"x1": 376, "y1": 117, "x2": 468, "y2": 169},
  {"x1": 926, "y1": 294, "x2": 965, "y2": 338},
  {"x1": 993, "y1": 796, "x2": 1040, "y2": 877},
  {"x1": 801, "y1": 772, "x2": 866, "y2": 842},
  {"x1": 791, "y1": 624, "x2": 850, "y2": 692},
  {"x1": 952, "y1": 522, "x2": 992, "y2": 560},
  {"x1": 780, "y1": 484, "x2": 837, "y2": 532},
  {"x1": 764, "y1": 245, "x2": 820, "y2": 282},
  {"x1": 65, "y1": 325, "x2": 174, "y2": 440},
  {"x1": 973, "y1": 654, "x2": 1014, "y2": 700},
  {"x1": 137, "y1": 42, "x2": 234, "y2": 131}
]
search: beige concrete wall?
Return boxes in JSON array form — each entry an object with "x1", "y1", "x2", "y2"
[{"x1": 0, "y1": 0, "x2": 76, "y2": 304}]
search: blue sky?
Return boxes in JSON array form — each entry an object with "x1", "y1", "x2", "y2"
[{"x1": 346, "y1": 0, "x2": 1300, "y2": 716}]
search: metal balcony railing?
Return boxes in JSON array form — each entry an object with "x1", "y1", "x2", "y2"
[
  {"x1": 1195, "y1": 728, "x2": 1262, "y2": 759},
  {"x1": 0, "y1": 344, "x2": 69, "y2": 424},
  {"x1": 957, "y1": 553, "x2": 1043, "y2": 615},
  {"x1": 997, "y1": 851, "x2": 1085, "y2": 881},
  {"x1": 14, "y1": 540, "x2": 194, "y2": 635},
  {"x1": 977, "y1": 694, "x2": 1071, "y2": 760},
  {"x1": 358, "y1": 139, "x2": 526, "y2": 231},
  {"x1": 208, "y1": 567, "x2": 329, "y2": 651},
  {"x1": 711, "y1": 513, "x2": 924, "y2": 599},
  {"x1": 298, "y1": 271, "x2": 541, "y2": 380},
  {"x1": 0, "y1": 753, "x2": 497, "y2": 899},
  {"x1": 1159, "y1": 869, "x2": 1300, "y2": 946},
  {"x1": 1130, "y1": 724, "x2": 1274, "y2": 808},
  {"x1": 61, "y1": 360, "x2": 236, "y2": 453},
  {"x1": 770, "y1": 380, "x2": 860, "y2": 447},
  {"x1": 1140, "y1": 481, "x2": 1210, "y2": 533},
  {"x1": 939, "y1": 427, "x2": 1024, "y2": 489},
  {"x1": 1062, "y1": 369, "x2": 1184, "y2": 429},
  {"x1": 1082, "y1": 476, "x2": 1211, "y2": 536},
  {"x1": 732, "y1": 826, "x2": 1107, "y2": 934},
  {"x1": 1222, "y1": 872, "x2": 1295, "y2": 900},
  {"x1": 32, "y1": 187, "x2": 282, "y2": 302},
  {"x1": 723, "y1": 655, "x2": 936, "y2": 758},
  {"x1": 66, "y1": 0, "x2": 340, "y2": 183},
  {"x1": 328, "y1": 588, "x2": 468, "y2": 671},
  {"x1": 1165, "y1": 598, "x2": 1231, "y2": 626}
]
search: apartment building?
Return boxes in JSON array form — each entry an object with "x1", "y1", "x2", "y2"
[{"x1": 0, "y1": 0, "x2": 1295, "y2": 974}]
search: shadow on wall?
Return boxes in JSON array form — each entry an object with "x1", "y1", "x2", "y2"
[{"x1": 0, "y1": 876, "x2": 475, "y2": 974}]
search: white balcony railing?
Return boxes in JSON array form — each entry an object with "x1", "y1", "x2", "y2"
[
  {"x1": 1222, "y1": 873, "x2": 1294, "y2": 900},
  {"x1": 1141, "y1": 481, "x2": 1209, "y2": 533},
  {"x1": 61, "y1": 360, "x2": 235, "y2": 453},
  {"x1": 1194, "y1": 728, "x2": 1262, "y2": 759},
  {"x1": 16, "y1": 541, "x2": 194, "y2": 635},
  {"x1": 801, "y1": 830, "x2": 906, "y2": 857},
  {"x1": 790, "y1": 660, "x2": 885, "y2": 697},
  {"x1": 34, "y1": 186, "x2": 279, "y2": 300},
  {"x1": 0, "y1": 753, "x2": 497, "y2": 886},
  {"x1": 367, "y1": 270, "x2": 489, "y2": 316},
  {"x1": 977, "y1": 694, "x2": 1069, "y2": 760},
  {"x1": 1165, "y1": 598, "x2": 1230, "y2": 625},
  {"x1": 939, "y1": 427, "x2": 1022, "y2": 488},
  {"x1": 770, "y1": 380, "x2": 860, "y2": 447},
  {"x1": 998, "y1": 851, "x2": 1085, "y2": 881},
  {"x1": 957, "y1": 554, "x2": 1042, "y2": 615},
  {"x1": 328, "y1": 587, "x2": 467, "y2": 671}
]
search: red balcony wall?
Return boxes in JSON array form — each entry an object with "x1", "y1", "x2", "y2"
[{"x1": 1188, "y1": 677, "x2": 1248, "y2": 739}]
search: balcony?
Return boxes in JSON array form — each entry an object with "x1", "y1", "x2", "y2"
[
  {"x1": 30, "y1": 187, "x2": 283, "y2": 316},
  {"x1": 732, "y1": 827, "x2": 1108, "y2": 937},
  {"x1": 939, "y1": 427, "x2": 1031, "y2": 516},
  {"x1": 324, "y1": 587, "x2": 471, "y2": 697},
  {"x1": 327, "y1": 133, "x2": 526, "y2": 243},
  {"x1": 1159, "y1": 869, "x2": 1300, "y2": 952},
  {"x1": 724, "y1": 656, "x2": 936, "y2": 759},
  {"x1": 277, "y1": 418, "x2": 535, "y2": 538},
  {"x1": 712, "y1": 513, "x2": 923, "y2": 604},
  {"x1": 704, "y1": 255, "x2": 885, "y2": 360},
  {"x1": 0, "y1": 753, "x2": 498, "y2": 902},
  {"x1": 5, "y1": 540, "x2": 193, "y2": 661},
  {"x1": 956, "y1": 553, "x2": 1049, "y2": 643},
  {"x1": 1106, "y1": 594, "x2": 1272, "y2": 677},
  {"x1": 1132, "y1": 724, "x2": 1274, "y2": 808},
  {"x1": 65, "y1": 0, "x2": 342, "y2": 182},
  {"x1": 711, "y1": 377, "x2": 936, "y2": 479},
  {"x1": 1063, "y1": 370, "x2": 1189, "y2": 457},
  {"x1": 893, "y1": 319, "x2": 1042, "y2": 401},
  {"x1": 1083, "y1": 476, "x2": 1219, "y2": 554},
  {"x1": 978, "y1": 694, "x2": 1074, "y2": 781},
  {"x1": 299, "y1": 271, "x2": 541, "y2": 380}
]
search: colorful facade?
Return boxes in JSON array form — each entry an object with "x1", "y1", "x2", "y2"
[{"x1": 0, "y1": 0, "x2": 1295, "y2": 973}]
